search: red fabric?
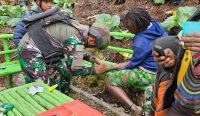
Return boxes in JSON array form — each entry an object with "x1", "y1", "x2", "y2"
[
  {"x1": 37, "y1": 100, "x2": 104, "y2": 116},
  {"x1": 37, "y1": 106, "x2": 73, "y2": 116}
]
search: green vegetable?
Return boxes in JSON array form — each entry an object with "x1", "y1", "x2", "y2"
[
  {"x1": 176, "y1": 7, "x2": 197, "y2": 26},
  {"x1": 153, "y1": 0, "x2": 165, "y2": 4},
  {"x1": 53, "y1": 0, "x2": 74, "y2": 16},
  {"x1": 161, "y1": 16, "x2": 177, "y2": 31},
  {"x1": 53, "y1": 0, "x2": 75, "y2": 8},
  {"x1": 0, "y1": 6, "x2": 26, "y2": 27},
  {"x1": 161, "y1": 6, "x2": 197, "y2": 31},
  {"x1": 95, "y1": 14, "x2": 121, "y2": 32}
]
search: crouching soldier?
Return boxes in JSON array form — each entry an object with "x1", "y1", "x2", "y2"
[{"x1": 18, "y1": 7, "x2": 110, "y2": 92}]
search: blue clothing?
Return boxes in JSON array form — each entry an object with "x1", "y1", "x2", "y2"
[
  {"x1": 124, "y1": 20, "x2": 167, "y2": 72},
  {"x1": 13, "y1": 7, "x2": 41, "y2": 46}
]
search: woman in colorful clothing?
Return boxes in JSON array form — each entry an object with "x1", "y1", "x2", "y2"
[
  {"x1": 153, "y1": 33, "x2": 200, "y2": 116},
  {"x1": 104, "y1": 8, "x2": 167, "y2": 115}
]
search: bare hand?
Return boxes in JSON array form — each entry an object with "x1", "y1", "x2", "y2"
[
  {"x1": 94, "y1": 64, "x2": 108, "y2": 74},
  {"x1": 112, "y1": 62, "x2": 129, "y2": 70},
  {"x1": 153, "y1": 48, "x2": 175, "y2": 68},
  {"x1": 95, "y1": 59, "x2": 105, "y2": 65},
  {"x1": 182, "y1": 33, "x2": 200, "y2": 52}
]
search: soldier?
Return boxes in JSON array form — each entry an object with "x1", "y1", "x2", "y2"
[{"x1": 17, "y1": 7, "x2": 110, "y2": 92}]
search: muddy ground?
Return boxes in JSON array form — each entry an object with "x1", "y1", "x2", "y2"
[{"x1": 0, "y1": 0, "x2": 199, "y2": 115}]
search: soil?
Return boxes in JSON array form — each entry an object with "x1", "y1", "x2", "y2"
[
  {"x1": 0, "y1": 0, "x2": 199, "y2": 115},
  {"x1": 74, "y1": 0, "x2": 199, "y2": 26},
  {"x1": 68, "y1": 90, "x2": 118, "y2": 116}
]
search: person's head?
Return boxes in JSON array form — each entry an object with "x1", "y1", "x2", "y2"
[
  {"x1": 154, "y1": 36, "x2": 180, "y2": 55},
  {"x1": 34, "y1": 0, "x2": 53, "y2": 12},
  {"x1": 85, "y1": 23, "x2": 110, "y2": 49},
  {"x1": 123, "y1": 8, "x2": 151, "y2": 34}
]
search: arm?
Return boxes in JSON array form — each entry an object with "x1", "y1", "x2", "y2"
[
  {"x1": 107, "y1": 61, "x2": 130, "y2": 71},
  {"x1": 72, "y1": 64, "x2": 108, "y2": 77},
  {"x1": 13, "y1": 13, "x2": 32, "y2": 46},
  {"x1": 72, "y1": 67, "x2": 96, "y2": 76},
  {"x1": 124, "y1": 47, "x2": 147, "y2": 69},
  {"x1": 83, "y1": 52, "x2": 106, "y2": 65},
  {"x1": 72, "y1": 51, "x2": 108, "y2": 76}
]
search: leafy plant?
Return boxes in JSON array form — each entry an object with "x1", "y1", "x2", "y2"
[
  {"x1": 0, "y1": 5, "x2": 26, "y2": 27},
  {"x1": 53, "y1": 0, "x2": 74, "y2": 17},
  {"x1": 161, "y1": 6, "x2": 197, "y2": 31},
  {"x1": 153, "y1": 0, "x2": 165, "y2": 4},
  {"x1": 95, "y1": 13, "x2": 121, "y2": 32},
  {"x1": 53, "y1": 0, "x2": 75, "y2": 9}
]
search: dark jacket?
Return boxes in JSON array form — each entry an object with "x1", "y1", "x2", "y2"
[{"x1": 13, "y1": 7, "x2": 41, "y2": 46}]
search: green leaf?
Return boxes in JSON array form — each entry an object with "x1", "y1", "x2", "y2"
[
  {"x1": 161, "y1": 16, "x2": 177, "y2": 31},
  {"x1": 153, "y1": 0, "x2": 165, "y2": 4},
  {"x1": 53, "y1": 0, "x2": 75, "y2": 8},
  {"x1": 176, "y1": 6, "x2": 197, "y2": 27},
  {"x1": 7, "y1": 18, "x2": 21, "y2": 27},
  {"x1": 0, "y1": 5, "x2": 26, "y2": 27},
  {"x1": 161, "y1": 6, "x2": 197, "y2": 31},
  {"x1": 95, "y1": 14, "x2": 111, "y2": 24},
  {"x1": 95, "y1": 13, "x2": 121, "y2": 32},
  {"x1": 0, "y1": 16, "x2": 9, "y2": 25},
  {"x1": 111, "y1": 15, "x2": 120, "y2": 27},
  {"x1": 64, "y1": 8, "x2": 73, "y2": 17},
  {"x1": 119, "y1": 52, "x2": 132, "y2": 60}
]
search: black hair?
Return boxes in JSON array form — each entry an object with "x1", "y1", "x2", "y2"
[
  {"x1": 123, "y1": 8, "x2": 151, "y2": 33},
  {"x1": 34, "y1": 0, "x2": 53, "y2": 7}
]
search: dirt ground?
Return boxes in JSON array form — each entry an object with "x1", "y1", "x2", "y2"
[
  {"x1": 0, "y1": 0, "x2": 199, "y2": 115},
  {"x1": 74, "y1": 0, "x2": 199, "y2": 25}
]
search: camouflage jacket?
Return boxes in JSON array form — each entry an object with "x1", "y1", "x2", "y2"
[{"x1": 19, "y1": 22, "x2": 97, "y2": 76}]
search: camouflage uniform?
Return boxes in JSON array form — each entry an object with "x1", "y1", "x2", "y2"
[
  {"x1": 18, "y1": 22, "x2": 96, "y2": 92},
  {"x1": 108, "y1": 68, "x2": 155, "y2": 113}
]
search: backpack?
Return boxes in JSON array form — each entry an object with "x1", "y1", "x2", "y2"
[{"x1": 23, "y1": 7, "x2": 84, "y2": 66}]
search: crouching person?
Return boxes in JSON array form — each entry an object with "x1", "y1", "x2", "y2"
[
  {"x1": 104, "y1": 8, "x2": 167, "y2": 115},
  {"x1": 18, "y1": 7, "x2": 110, "y2": 92}
]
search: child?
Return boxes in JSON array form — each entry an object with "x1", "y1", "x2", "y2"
[{"x1": 14, "y1": 0, "x2": 53, "y2": 46}]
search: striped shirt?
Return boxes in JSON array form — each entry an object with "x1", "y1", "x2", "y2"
[{"x1": 173, "y1": 52, "x2": 200, "y2": 115}]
